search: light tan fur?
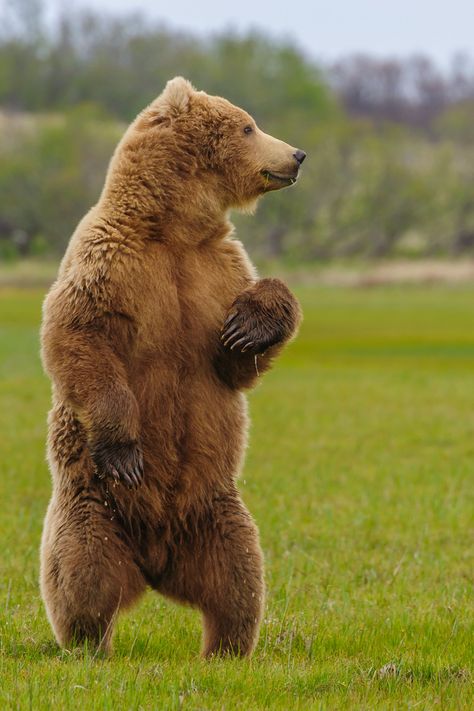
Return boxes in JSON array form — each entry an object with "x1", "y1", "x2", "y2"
[{"x1": 40, "y1": 77, "x2": 304, "y2": 657}]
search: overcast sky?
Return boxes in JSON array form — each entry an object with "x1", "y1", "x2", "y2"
[{"x1": 44, "y1": 0, "x2": 473, "y2": 65}]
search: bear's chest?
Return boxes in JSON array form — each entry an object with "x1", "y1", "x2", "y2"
[{"x1": 135, "y1": 241, "x2": 252, "y2": 360}]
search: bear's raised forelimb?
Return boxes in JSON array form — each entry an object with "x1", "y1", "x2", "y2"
[
  {"x1": 42, "y1": 316, "x2": 143, "y2": 488},
  {"x1": 214, "y1": 278, "x2": 301, "y2": 390}
]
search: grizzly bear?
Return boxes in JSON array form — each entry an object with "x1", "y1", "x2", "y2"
[{"x1": 40, "y1": 77, "x2": 305, "y2": 657}]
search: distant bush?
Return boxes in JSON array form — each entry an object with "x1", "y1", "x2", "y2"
[{"x1": 0, "y1": 105, "x2": 122, "y2": 257}]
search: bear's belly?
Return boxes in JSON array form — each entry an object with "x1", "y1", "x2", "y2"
[{"x1": 133, "y1": 361, "x2": 249, "y2": 493}]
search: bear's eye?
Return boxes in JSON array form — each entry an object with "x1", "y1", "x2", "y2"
[{"x1": 243, "y1": 125, "x2": 253, "y2": 135}]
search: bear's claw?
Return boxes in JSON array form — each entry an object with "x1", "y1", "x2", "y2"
[
  {"x1": 221, "y1": 321, "x2": 242, "y2": 344},
  {"x1": 92, "y1": 440, "x2": 144, "y2": 489},
  {"x1": 220, "y1": 308, "x2": 281, "y2": 355},
  {"x1": 222, "y1": 310, "x2": 238, "y2": 331},
  {"x1": 230, "y1": 336, "x2": 250, "y2": 351}
]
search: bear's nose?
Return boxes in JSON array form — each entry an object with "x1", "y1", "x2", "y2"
[{"x1": 293, "y1": 149, "x2": 306, "y2": 165}]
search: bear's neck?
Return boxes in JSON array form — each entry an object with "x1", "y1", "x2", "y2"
[
  {"x1": 98, "y1": 140, "x2": 234, "y2": 248},
  {"x1": 100, "y1": 182, "x2": 232, "y2": 248}
]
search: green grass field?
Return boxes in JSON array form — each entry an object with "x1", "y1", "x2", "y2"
[{"x1": 0, "y1": 284, "x2": 473, "y2": 710}]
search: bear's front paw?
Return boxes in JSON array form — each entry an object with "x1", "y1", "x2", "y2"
[
  {"x1": 91, "y1": 440, "x2": 144, "y2": 489},
  {"x1": 221, "y1": 279, "x2": 300, "y2": 355},
  {"x1": 221, "y1": 306, "x2": 283, "y2": 355}
]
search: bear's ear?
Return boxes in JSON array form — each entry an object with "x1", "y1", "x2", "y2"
[{"x1": 157, "y1": 76, "x2": 195, "y2": 118}]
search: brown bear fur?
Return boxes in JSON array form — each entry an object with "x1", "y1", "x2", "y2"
[{"x1": 40, "y1": 77, "x2": 304, "y2": 657}]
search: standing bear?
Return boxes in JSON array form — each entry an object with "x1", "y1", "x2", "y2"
[{"x1": 40, "y1": 77, "x2": 305, "y2": 657}]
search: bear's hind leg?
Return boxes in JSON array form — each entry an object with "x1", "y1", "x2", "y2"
[
  {"x1": 40, "y1": 495, "x2": 146, "y2": 654},
  {"x1": 155, "y1": 493, "x2": 265, "y2": 657}
]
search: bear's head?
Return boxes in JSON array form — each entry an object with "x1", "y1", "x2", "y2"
[{"x1": 131, "y1": 77, "x2": 306, "y2": 211}]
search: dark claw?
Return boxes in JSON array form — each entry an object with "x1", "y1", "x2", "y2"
[
  {"x1": 92, "y1": 440, "x2": 144, "y2": 489},
  {"x1": 118, "y1": 466, "x2": 134, "y2": 489},
  {"x1": 127, "y1": 469, "x2": 138, "y2": 488},
  {"x1": 222, "y1": 310, "x2": 238, "y2": 331},
  {"x1": 241, "y1": 340, "x2": 255, "y2": 353},
  {"x1": 120, "y1": 474, "x2": 132, "y2": 488},
  {"x1": 231, "y1": 336, "x2": 250, "y2": 351},
  {"x1": 223, "y1": 329, "x2": 244, "y2": 348},
  {"x1": 130, "y1": 464, "x2": 142, "y2": 487},
  {"x1": 221, "y1": 321, "x2": 242, "y2": 343}
]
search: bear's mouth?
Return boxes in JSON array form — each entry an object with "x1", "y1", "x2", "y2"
[{"x1": 261, "y1": 170, "x2": 298, "y2": 187}]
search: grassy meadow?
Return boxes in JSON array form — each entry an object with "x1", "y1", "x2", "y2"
[{"x1": 0, "y1": 283, "x2": 473, "y2": 709}]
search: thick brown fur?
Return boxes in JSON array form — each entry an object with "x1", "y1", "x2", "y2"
[{"x1": 40, "y1": 77, "x2": 304, "y2": 657}]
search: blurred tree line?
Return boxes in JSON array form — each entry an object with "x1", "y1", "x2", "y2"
[{"x1": 0, "y1": 0, "x2": 473, "y2": 261}]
